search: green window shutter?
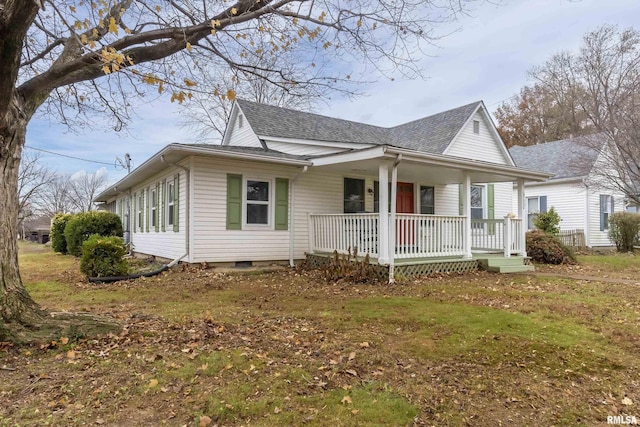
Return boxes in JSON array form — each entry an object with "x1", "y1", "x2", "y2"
[
  {"x1": 458, "y1": 184, "x2": 463, "y2": 215},
  {"x1": 226, "y1": 174, "x2": 242, "y2": 230},
  {"x1": 487, "y1": 184, "x2": 495, "y2": 235},
  {"x1": 133, "y1": 193, "x2": 137, "y2": 233},
  {"x1": 155, "y1": 182, "x2": 160, "y2": 232},
  {"x1": 173, "y1": 174, "x2": 180, "y2": 232},
  {"x1": 161, "y1": 179, "x2": 166, "y2": 232},
  {"x1": 275, "y1": 178, "x2": 289, "y2": 230},
  {"x1": 145, "y1": 188, "x2": 150, "y2": 232}
]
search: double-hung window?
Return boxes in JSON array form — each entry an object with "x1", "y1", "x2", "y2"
[
  {"x1": 137, "y1": 193, "x2": 143, "y2": 231},
  {"x1": 246, "y1": 179, "x2": 270, "y2": 225},
  {"x1": 600, "y1": 195, "x2": 614, "y2": 231},
  {"x1": 527, "y1": 197, "x2": 540, "y2": 230},
  {"x1": 167, "y1": 181, "x2": 175, "y2": 227},
  {"x1": 470, "y1": 185, "x2": 484, "y2": 229},
  {"x1": 151, "y1": 187, "x2": 157, "y2": 228},
  {"x1": 344, "y1": 178, "x2": 365, "y2": 213},
  {"x1": 420, "y1": 186, "x2": 435, "y2": 214}
]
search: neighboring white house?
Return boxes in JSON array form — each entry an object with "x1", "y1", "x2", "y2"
[
  {"x1": 95, "y1": 99, "x2": 550, "y2": 279},
  {"x1": 509, "y1": 136, "x2": 626, "y2": 247}
]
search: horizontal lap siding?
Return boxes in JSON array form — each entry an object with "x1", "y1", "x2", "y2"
[
  {"x1": 226, "y1": 113, "x2": 262, "y2": 147},
  {"x1": 292, "y1": 171, "x2": 345, "y2": 259},
  {"x1": 436, "y1": 182, "x2": 512, "y2": 217},
  {"x1": 445, "y1": 112, "x2": 511, "y2": 165},
  {"x1": 191, "y1": 157, "x2": 300, "y2": 263},
  {"x1": 587, "y1": 190, "x2": 625, "y2": 247},
  {"x1": 517, "y1": 182, "x2": 587, "y2": 232},
  {"x1": 128, "y1": 166, "x2": 187, "y2": 261}
]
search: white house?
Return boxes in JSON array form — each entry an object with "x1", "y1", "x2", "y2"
[
  {"x1": 509, "y1": 136, "x2": 626, "y2": 247},
  {"x1": 95, "y1": 100, "x2": 550, "y2": 280}
]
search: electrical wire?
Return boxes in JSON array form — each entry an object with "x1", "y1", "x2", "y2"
[{"x1": 24, "y1": 145, "x2": 114, "y2": 166}]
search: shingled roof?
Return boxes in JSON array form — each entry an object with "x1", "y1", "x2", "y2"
[
  {"x1": 235, "y1": 99, "x2": 482, "y2": 155},
  {"x1": 175, "y1": 143, "x2": 310, "y2": 160},
  {"x1": 509, "y1": 135, "x2": 605, "y2": 180}
]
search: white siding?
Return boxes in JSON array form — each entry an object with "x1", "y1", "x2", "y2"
[
  {"x1": 128, "y1": 165, "x2": 188, "y2": 261},
  {"x1": 445, "y1": 111, "x2": 511, "y2": 165},
  {"x1": 435, "y1": 182, "x2": 512, "y2": 218},
  {"x1": 225, "y1": 112, "x2": 262, "y2": 147},
  {"x1": 267, "y1": 141, "x2": 346, "y2": 156},
  {"x1": 587, "y1": 189, "x2": 625, "y2": 247},
  {"x1": 191, "y1": 156, "x2": 300, "y2": 263},
  {"x1": 514, "y1": 182, "x2": 588, "y2": 232}
]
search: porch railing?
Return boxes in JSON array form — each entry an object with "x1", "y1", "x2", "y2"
[
  {"x1": 308, "y1": 214, "x2": 525, "y2": 260},
  {"x1": 394, "y1": 214, "x2": 466, "y2": 258},
  {"x1": 471, "y1": 217, "x2": 524, "y2": 256},
  {"x1": 308, "y1": 213, "x2": 379, "y2": 257}
]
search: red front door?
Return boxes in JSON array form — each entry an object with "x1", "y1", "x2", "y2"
[
  {"x1": 396, "y1": 183, "x2": 414, "y2": 246},
  {"x1": 396, "y1": 182, "x2": 414, "y2": 213}
]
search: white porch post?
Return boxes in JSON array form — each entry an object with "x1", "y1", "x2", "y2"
[
  {"x1": 378, "y1": 162, "x2": 390, "y2": 265},
  {"x1": 388, "y1": 159, "x2": 399, "y2": 282},
  {"x1": 517, "y1": 178, "x2": 527, "y2": 256},
  {"x1": 463, "y1": 171, "x2": 472, "y2": 258},
  {"x1": 503, "y1": 216, "x2": 512, "y2": 257}
]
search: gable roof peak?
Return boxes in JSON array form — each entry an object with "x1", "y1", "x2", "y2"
[{"x1": 234, "y1": 98, "x2": 486, "y2": 155}]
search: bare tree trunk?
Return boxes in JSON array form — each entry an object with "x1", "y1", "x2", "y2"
[{"x1": 0, "y1": 103, "x2": 44, "y2": 326}]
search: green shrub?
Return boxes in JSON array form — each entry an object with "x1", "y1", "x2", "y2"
[
  {"x1": 65, "y1": 211, "x2": 123, "y2": 257},
  {"x1": 80, "y1": 234, "x2": 128, "y2": 278},
  {"x1": 608, "y1": 212, "x2": 640, "y2": 252},
  {"x1": 50, "y1": 213, "x2": 73, "y2": 254},
  {"x1": 526, "y1": 230, "x2": 576, "y2": 265},
  {"x1": 533, "y1": 207, "x2": 561, "y2": 235}
]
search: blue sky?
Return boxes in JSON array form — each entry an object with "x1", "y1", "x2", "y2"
[{"x1": 25, "y1": 0, "x2": 640, "y2": 184}]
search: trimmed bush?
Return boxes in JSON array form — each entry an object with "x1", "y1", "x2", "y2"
[
  {"x1": 50, "y1": 213, "x2": 73, "y2": 254},
  {"x1": 608, "y1": 212, "x2": 640, "y2": 252},
  {"x1": 65, "y1": 211, "x2": 124, "y2": 257},
  {"x1": 80, "y1": 234, "x2": 128, "y2": 278},
  {"x1": 533, "y1": 207, "x2": 561, "y2": 236},
  {"x1": 526, "y1": 230, "x2": 576, "y2": 265}
]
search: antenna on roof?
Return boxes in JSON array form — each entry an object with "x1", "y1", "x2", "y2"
[{"x1": 115, "y1": 153, "x2": 132, "y2": 174}]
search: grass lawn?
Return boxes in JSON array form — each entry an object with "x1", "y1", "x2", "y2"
[{"x1": 2, "y1": 242, "x2": 640, "y2": 426}]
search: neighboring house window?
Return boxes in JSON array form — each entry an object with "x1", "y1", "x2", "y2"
[
  {"x1": 151, "y1": 187, "x2": 157, "y2": 228},
  {"x1": 526, "y1": 196, "x2": 547, "y2": 229},
  {"x1": 344, "y1": 178, "x2": 365, "y2": 213},
  {"x1": 137, "y1": 193, "x2": 143, "y2": 231},
  {"x1": 166, "y1": 181, "x2": 175, "y2": 226},
  {"x1": 246, "y1": 179, "x2": 270, "y2": 225},
  {"x1": 600, "y1": 195, "x2": 614, "y2": 231},
  {"x1": 239, "y1": 114, "x2": 244, "y2": 128},
  {"x1": 473, "y1": 120, "x2": 480, "y2": 134},
  {"x1": 420, "y1": 186, "x2": 435, "y2": 214}
]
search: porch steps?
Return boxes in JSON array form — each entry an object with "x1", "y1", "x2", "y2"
[{"x1": 475, "y1": 256, "x2": 534, "y2": 274}]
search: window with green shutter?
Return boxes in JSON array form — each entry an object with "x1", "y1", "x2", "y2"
[
  {"x1": 226, "y1": 174, "x2": 242, "y2": 230},
  {"x1": 275, "y1": 178, "x2": 289, "y2": 230},
  {"x1": 173, "y1": 174, "x2": 180, "y2": 232},
  {"x1": 161, "y1": 179, "x2": 166, "y2": 232}
]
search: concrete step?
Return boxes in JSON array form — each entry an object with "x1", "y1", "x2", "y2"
[
  {"x1": 481, "y1": 257, "x2": 527, "y2": 267},
  {"x1": 487, "y1": 264, "x2": 535, "y2": 273}
]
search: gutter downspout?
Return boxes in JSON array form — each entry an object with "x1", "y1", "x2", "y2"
[
  {"x1": 388, "y1": 154, "x2": 402, "y2": 284},
  {"x1": 289, "y1": 166, "x2": 309, "y2": 267},
  {"x1": 161, "y1": 155, "x2": 190, "y2": 263}
]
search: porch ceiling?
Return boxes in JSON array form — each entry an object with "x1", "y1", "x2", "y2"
[{"x1": 313, "y1": 158, "x2": 528, "y2": 184}]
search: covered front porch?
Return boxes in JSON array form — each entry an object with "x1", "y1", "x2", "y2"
[{"x1": 298, "y1": 146, "x2": 549, "y2": 281}]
